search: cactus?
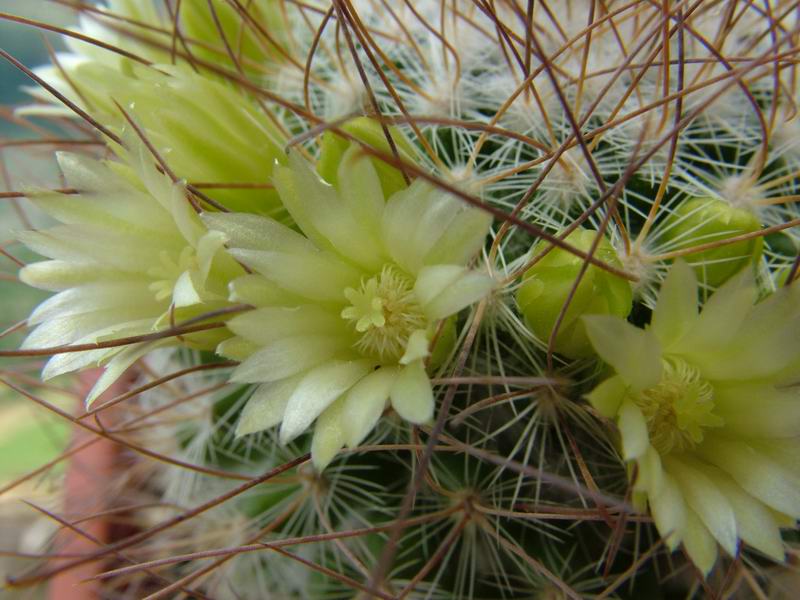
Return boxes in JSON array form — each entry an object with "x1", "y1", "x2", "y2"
[{"x1": 2, "y1": 2, "x2": 800, "y2": 599}]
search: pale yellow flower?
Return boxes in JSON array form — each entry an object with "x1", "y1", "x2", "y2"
[
  {"x1": 25, "y1": 62, "x2": 289, "y2": 217},
  {"x1": 584, "y1": 261, "x2": 800, "y2": 573},
  {"x1": 206, "y1": 148, "x2": 494, "y2": 470},
  {"x1": 23, "y1": 0, "x2": 287, "y2": 96},
  {"x1": 19, "y1": 137, "x2": 244, "y2": 404}
]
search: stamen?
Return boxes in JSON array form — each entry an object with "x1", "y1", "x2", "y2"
[
  {"x1": 341, "y1": 265, "x2": 427, "y2": 362},
  {"x1": 632, "y1": 359, "x2": 723, "y2": 455},
  {"x1": 147, "y1": 247, "x2": 197, "y2": 302}
]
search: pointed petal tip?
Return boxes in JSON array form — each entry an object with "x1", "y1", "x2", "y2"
[
  {"x1": 583, "y1": 315, "x2": 662, "y2": 391},
  {"x1": 390, "y1": 361, "x2": 434, "y2": 424}
]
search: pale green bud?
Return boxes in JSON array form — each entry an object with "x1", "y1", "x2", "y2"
[
  {"x1": 317, "y1": 117, "x2": 417, "y2": 199},
  {"x1": 71, "y1": 1, "x2": 171, "y2": 65},
  {"x1": 67, "y1": 64, "x2": 288, "y2": 217},
  {"x1": 179, "y1": 0, "x2": 288, "y2": 73},
  {"x1": 82, "y1": 0, "x2": 286, "y2": 73},
  {"x1": 517, "y1": 229, "x2": 633, "y2": 358},
  {"x1": 664, "y1": 197, "x2": 763, "y2": 288}
]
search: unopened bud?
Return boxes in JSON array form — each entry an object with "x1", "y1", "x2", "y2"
[
  {"x1": 318, "y1": 117, "x2": 417, "y2": 198},
  {"x1": 517, "y1": 229, "x2": 633, "y2": 358},
  {"x1": 664, "y1": 197, "x2": 763, "y2": 288}
]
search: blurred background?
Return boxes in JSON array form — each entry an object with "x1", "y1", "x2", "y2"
[
  {"x1": 1, "y1": 2, "x2": 79, "y2": 594},
  {"x1": 1, "y1": 0, "x2": 74, "y2": 127},
  {"x1": 1, "y1": 0, "x2": 74, "y2": 344}
]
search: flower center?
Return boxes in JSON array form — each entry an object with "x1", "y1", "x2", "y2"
[
  {"x1": 631, "y1": 359, "x2": 723, "y2": 455},
  {"x1": 341, "y1": 265, "x2": 427, "y2": 362},
  {"x1": 147, "y1": 246, "x2": 197, "y2": 302}
]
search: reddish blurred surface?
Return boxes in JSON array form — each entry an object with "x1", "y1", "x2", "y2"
[{"x1": 48, "y1": 368, "x2": 134, "y2": 600}]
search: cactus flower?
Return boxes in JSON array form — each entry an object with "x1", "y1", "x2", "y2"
[
  {"x1": 18, "y1": 137, "x2": 244, "y2": 404},
  {"x1": 206, "y1": 148, "x2": 493, "y2": 470},
  {"x1": 583, "y1": 261, "x2": 800, "y2": 574}
]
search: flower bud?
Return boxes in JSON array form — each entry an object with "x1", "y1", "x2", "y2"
[
  {"x1": 516, "y1": 229, "x2": 632, "y2": 358},
  {"x1": 180, "y1": 0, "x2": 288, "y2": 73},
  {"x1": 663, "y1": 197, "x2": 763, "y2": 288},
  {"x1": 317, "y1": 117, "x2": 417, "y2": 198},
  {"x1": 66, "y1": 64, "x2": 288, "y2": 217}
]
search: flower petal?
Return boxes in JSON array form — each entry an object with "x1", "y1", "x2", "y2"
[
  {"x1": 226, "y1": 306, "x2": 344, "y2": 346},
  {"x1": 707, "y1": 468, "x2": 785, "y2": 562},
  {"x1": 19, "y1": 260, "x2": 135, "y2": 291},
  {"x1": 42, "y1": 348, "x2": 109, "y2": 381},
  {"x1": 343, "y1": 367, "x2": 398, "y2": 447},
  {"x1": 167, "y1": 179, "x2": 205, "y2": 246},
  {"x1": 400, "y1": 329, "x2": 430, "y2": 365},
  {"x1": 311, "y1": 397, "x2": 347, "y2": 471},
  {"x1": 337, "y1": 146, "x2": 384, "y2": 234},
  {"x1": 27, "y1": 282, "x2": 158, "y2": 325},
  {"x1": 413, "y1": 265, "x2": 464, "y2": 306},
  {"x1": 23, "y1": 308, "x2": 156, "y2": 351},
  {"x1": 231, "y1": 335, "x2": 348, "y2": 384},
  {"x1": 39, "y1": 318, "x2": 156, "y2": 380},
  {"x1": 651, "y1": 260, "x2": 698, "y2": 350},
  {"x1": 415, "y1": 266, "x2": 494, "y2": 320},
  {"x1": 236, "y1": 376, "x2": 302, "y2": 436},
  {"x1": 677, "y1": 268, "x2": 755, "y2": 360},
  {"x1": 274, "y1": 154, "x2": 384, "y2": 270},
  {"x1": 583, "y1": 315, "x2": 662, "y2": 391},
  {"x1": 30, "y1": 152, "x2": 174, "y2": 233},
  {"x1": 422, "y1": 206, "x2": 492, "y2": 267},
  {"x1": 692, "y1": 284, "x2": 800, "y2": 381},
  {"x1": 713, "y1": 383, "x2": 800, "y2": 439},
  {"x1": 682, "y1": 509, "x2": 718, "y2": 575},
  {"x1": 272, "y1": 154, "x2": 346, "y2": 250},
  {"x1": 18, "y1": 226, "x2": 174, "y2": 272},
  {"x1": 229, "y1": 248, "x2": 361, "y2": 302},
  {"x1": 649, "y1": 473, "x2": 686, "y2": 551},
  {"x1": 748, "y1": 439, "x2": 800, "y2": 482},
  {"x1": 698, "y1": 436, "x2": 800, "y2": 518},
  {"x1": 382, "y1": 182, "x2": 465, "y2": 273},
  {"x1": 202, "y1": 211, "x2": 316, "y2": 254},
  {"x1": 279, "y1": 359, "x2": 372, "y2": 444},
  {"x1": 635, "y1": 444, "x2": 665, "y2": 496},
  {"x1": 172, "y1": 270, "x2": 203, "y2": 307},
  {"x1": 666, "y1": 457, "x2": 738, "y2": 557},
  {"x1": 128, "y1": 129, "x2": 175, "y2": 212},
  {"x1": 196, "y1": 229, "x2": 240, "y2": 286},
  {"x1": 390, "y1": 360, "x2": 434, "y2": 424},
  {"x1": 584, "y1": 375, "x2": 627, "y2": 418},
  {"x1": 228, "y1": 274, "x2": 299, "y2": 307},
  {"x1": 618, "y1": 401, "x2": 649, "y2": 460},
  {"x1": 216, "y1": 337, "x2": 260, "y2": 361},
  {"x1": 86, "y1": 341, "x2": 163, "y2": 406}
]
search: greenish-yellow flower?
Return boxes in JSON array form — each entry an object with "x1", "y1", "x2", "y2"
[
  {"x1": 584, "y1": 261, "x2": 800, "y2": 574},
  {"x1": 206, "y1": 148, "x2": 494, "y2": 470},
  {"x1": 18, "y1": 135, "x2": 244, "y2": 404}
]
